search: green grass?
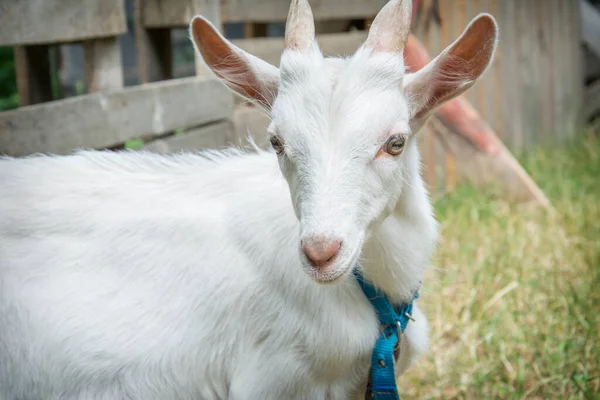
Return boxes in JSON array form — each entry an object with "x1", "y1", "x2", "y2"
[{"x1": 400, "y1": 132, "x2": 600, "y2": 399}]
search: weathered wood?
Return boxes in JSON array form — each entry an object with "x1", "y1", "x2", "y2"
[
  {"x1": 142, "y1": 0, "x2": 384, "y2": 27},
  {"x1": 499, "y1": 0, "x2": 522, "y2": 149},
  {"x1": 231, "y1": 31, "x2": 367, "y2": 67},
  {"x1": 140, "y1": 28, "x2": 173, "y2": 83},
  {"x1": 136, "y1": 0, "x2": 174, "y2": 83},
  {"x1": 14, "y1": 47, "x2": 31, "y2": 106},
  {"x1": 537, "y1": 0, "x2": 552, "y2": 140},
  {"x1": 143, "y1": 0, "x2": 223, "y2": 28},
  {"x1": 410, "y1": 0, "x2": 434, "y2": 191},
  {"x1": 146, "y1": 0, "x2": 222, "y2": 76},
  {"x1": 0, "y1": 0, "x2": 126, "y2": 46},
  {"x1": 431, "y1": 117, "x2": 550, "y2": 207},
  {"x1": 194, "y1": 1, "x2": 222, "y2": 76},
  {"x1": 221, "y1": 0, "x2": 386, "y2": 24},
  {"x1": 412, "y1": 0, "x2": 582, "y2": 153},
  {"x1": 406, "y1": 34, "x2": 496, "y2": 154},
  {"x1": 489, "y1": 0, "x2": 503, "y2": 140},
  {"x1": 314, "y1": 21, "x2": 351, "y2": 34},
  {"x1": 405, "y1": 33, "x2": 550, "y2": 207},
  {"x1": 84, "y1": 37, "x2": 124, "y2": 92},
  {"x1": 522, "y1": 1, "x2": 540, "y2": 148},
  {"x1": 437, "y1": 0, "x2": 456, "y2": 192},
  {"x1": 584, "y1": 80, "x2": 600, "y2": 120},
  {"x1": 584, "y1": 47, "x2": 600, "y2": 82},
  {"x1": 514, "y1": 0, "x2": 531, "y2": 148},
  {"x1": 0, "y1": 77, "x2": 233, "y2": 157},
  {"x1": 144, "y1": 120, "x2": 234, "y2": 152},
  {"x1": 570, "y1": 0, "x2": 584, "y2": 136},
  {"x1": 232, "y1": 105, "x2": 270, "y2": 148},
  {"x1": 580, "y1": 0, "x2": 600, "y2": 58},
  {"x1": 14, "y1": 45, "x2": 53, "y2": 106},
  {"x1": 244, "y1": 23, "x2": 268, "y2": 38}
]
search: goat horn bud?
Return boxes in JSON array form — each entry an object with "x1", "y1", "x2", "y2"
[
  {"x1": 364, "y1": 0, "x2": 412, "y2": 53},
  {"x1": 284, "y1": 0, "x2": 315, "y2": 51}
]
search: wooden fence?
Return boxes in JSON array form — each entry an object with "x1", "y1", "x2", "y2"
[
  {"x1": 0, "y1": 0, "x2": 586, "y2": 195},
  {"x1": 413, "y1": 0, "x2": 584, "y2": 193}
]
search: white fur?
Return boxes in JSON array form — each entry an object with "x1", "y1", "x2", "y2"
[
  {"x1": 0, "y1": 1, "x2": 497, "y2": 398},
  {"x1": 0, "y1": 148, "x2": 432, "y2": 400}
]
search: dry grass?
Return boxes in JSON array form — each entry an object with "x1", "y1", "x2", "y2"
[{"x1": 400, "y1": 132, "x2": 600, "y2": 399}]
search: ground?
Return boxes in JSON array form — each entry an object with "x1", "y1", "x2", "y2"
[{"x1": 400, "y1": 130, "x2": 600, "y2": 399}]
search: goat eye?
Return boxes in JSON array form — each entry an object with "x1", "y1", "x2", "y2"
[
  {"x1": 269, "y1": 136, "x2": 285, "y2": 155},
  {"x1": 384, "y1": 135, "x2": 406, "y2": 156}
]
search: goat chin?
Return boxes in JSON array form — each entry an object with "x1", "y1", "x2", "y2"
[{"x1": 0, "y1": 148, "x2": 436, "y2": 399}]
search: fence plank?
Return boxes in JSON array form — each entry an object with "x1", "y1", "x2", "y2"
[
  {"x1": 499, "y1": 0, "x2": 521, "y2": 150},
  {"x1": 143, "y1": 0, "x2": 385, "y2": 27},
  {"x1": 537, "y1": 0, "x2": 552, "y2": 140},
  {"x1": 141, "y1": 1, "x2": 222, "y2": 77},
  {"x1": 553, "y1": 0, "x2": 568, "y2": 143},
  {"x1": 568, "y1": 0, "x2": 584, "y2": 136},
  {"x1": 222, "y1": 0, "x2": 386, "y2": 23},
  {"x1": 231, "y1": 31, "x2": 367, "y2": 67},
  {"x1": 0, "y1": 0, "x2": 126, "y2": 46},
  {"x1": 245, "y1": 23, "x2": 269, "y2": 38},
  {"x1": 14, "y1": 45, "x2": 53, "y2": 106},
  {"x1": 144, "y1": 0, "x2": 222, "y2": 28},
  {"x1": 431, "y1": 117, "x2": 550, "y2": 207},
  {"x1": 232, "y1": 105, "x2": 270, "y2": 148},
  {"x1": 439, "y1": 0, "x2": 457, "y2": 191},
  {"x1": 144, "y1": 120, "x2": 234, "y2": 152},
  {"x1": 0, "y1": 77, "x2": 233, "y2": 157},
  {"x1": 84, "y1": 37, "x2": 124, "y2": 92}
]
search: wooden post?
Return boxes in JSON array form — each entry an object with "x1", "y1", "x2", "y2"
[
  {"x1": 135, "y1": 0, "x2": 174, "y2": 83},
  {"x1": 580, "y1": 0, "x2": 600, "y2": 58},
  {"x1": 84, "y1": 37, "x2": 124, "y2": 92},
  {"x1": 133, "y1": 0, "x2": 222, "y2": 78},
  {"x1": 14, "y1": 45, "x2": 53, "y2": 106}
]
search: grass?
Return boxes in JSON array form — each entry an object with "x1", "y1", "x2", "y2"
[{"x1": 400, "y1": 131, "x2": 600, "y2": 399}]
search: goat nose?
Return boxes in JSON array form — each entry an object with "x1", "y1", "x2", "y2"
[{"x1": 302, "y1": 237, "x2": 342, "y2": 269}]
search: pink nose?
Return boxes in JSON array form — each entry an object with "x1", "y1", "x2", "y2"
[{"x1": 302, "y1": 237, "x2": 342, "y2": 269}]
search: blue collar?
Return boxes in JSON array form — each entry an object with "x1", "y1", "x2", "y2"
[{"x1": 353, "y1": 268, "x2": 419, "y2": 400}]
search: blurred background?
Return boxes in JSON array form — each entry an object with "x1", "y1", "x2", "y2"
[{"x1": 0, "y1": 0, "x2": 598, "y2": 398}]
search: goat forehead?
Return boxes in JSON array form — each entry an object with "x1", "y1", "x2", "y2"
[
  {"x1": 275, "y1": 52, "x2": 409, "y2": 145},
  {"x1": 279, "y1": 52, "x2": 404, "y2": 102}
]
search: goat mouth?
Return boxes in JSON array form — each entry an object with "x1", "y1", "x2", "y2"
[
  {"x1": 305, "y1": 250, "x2": 361, "y2": 285},
  {"x1": 310, "y1": 268, "x2": 347, "y2": 284}
]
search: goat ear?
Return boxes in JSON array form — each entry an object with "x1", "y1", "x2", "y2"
[
  {"x1": 404, "y1": 14, "x2": 498, "y2": 129},
  {"x1": 190, "y1": 16, "x2": 279, "y2": 109}
]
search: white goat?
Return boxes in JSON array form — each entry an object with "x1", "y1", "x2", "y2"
[{"x1": 0, "y1": 0, "x2": 498, "y2": 399}]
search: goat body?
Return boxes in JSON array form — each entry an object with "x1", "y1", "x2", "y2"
[
  {"x1": 0, "y1": 149, "x2": 432, "y2": 399},
  {"x1": 0, "y1": 0, "x2": 498, "y2": 397}
]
